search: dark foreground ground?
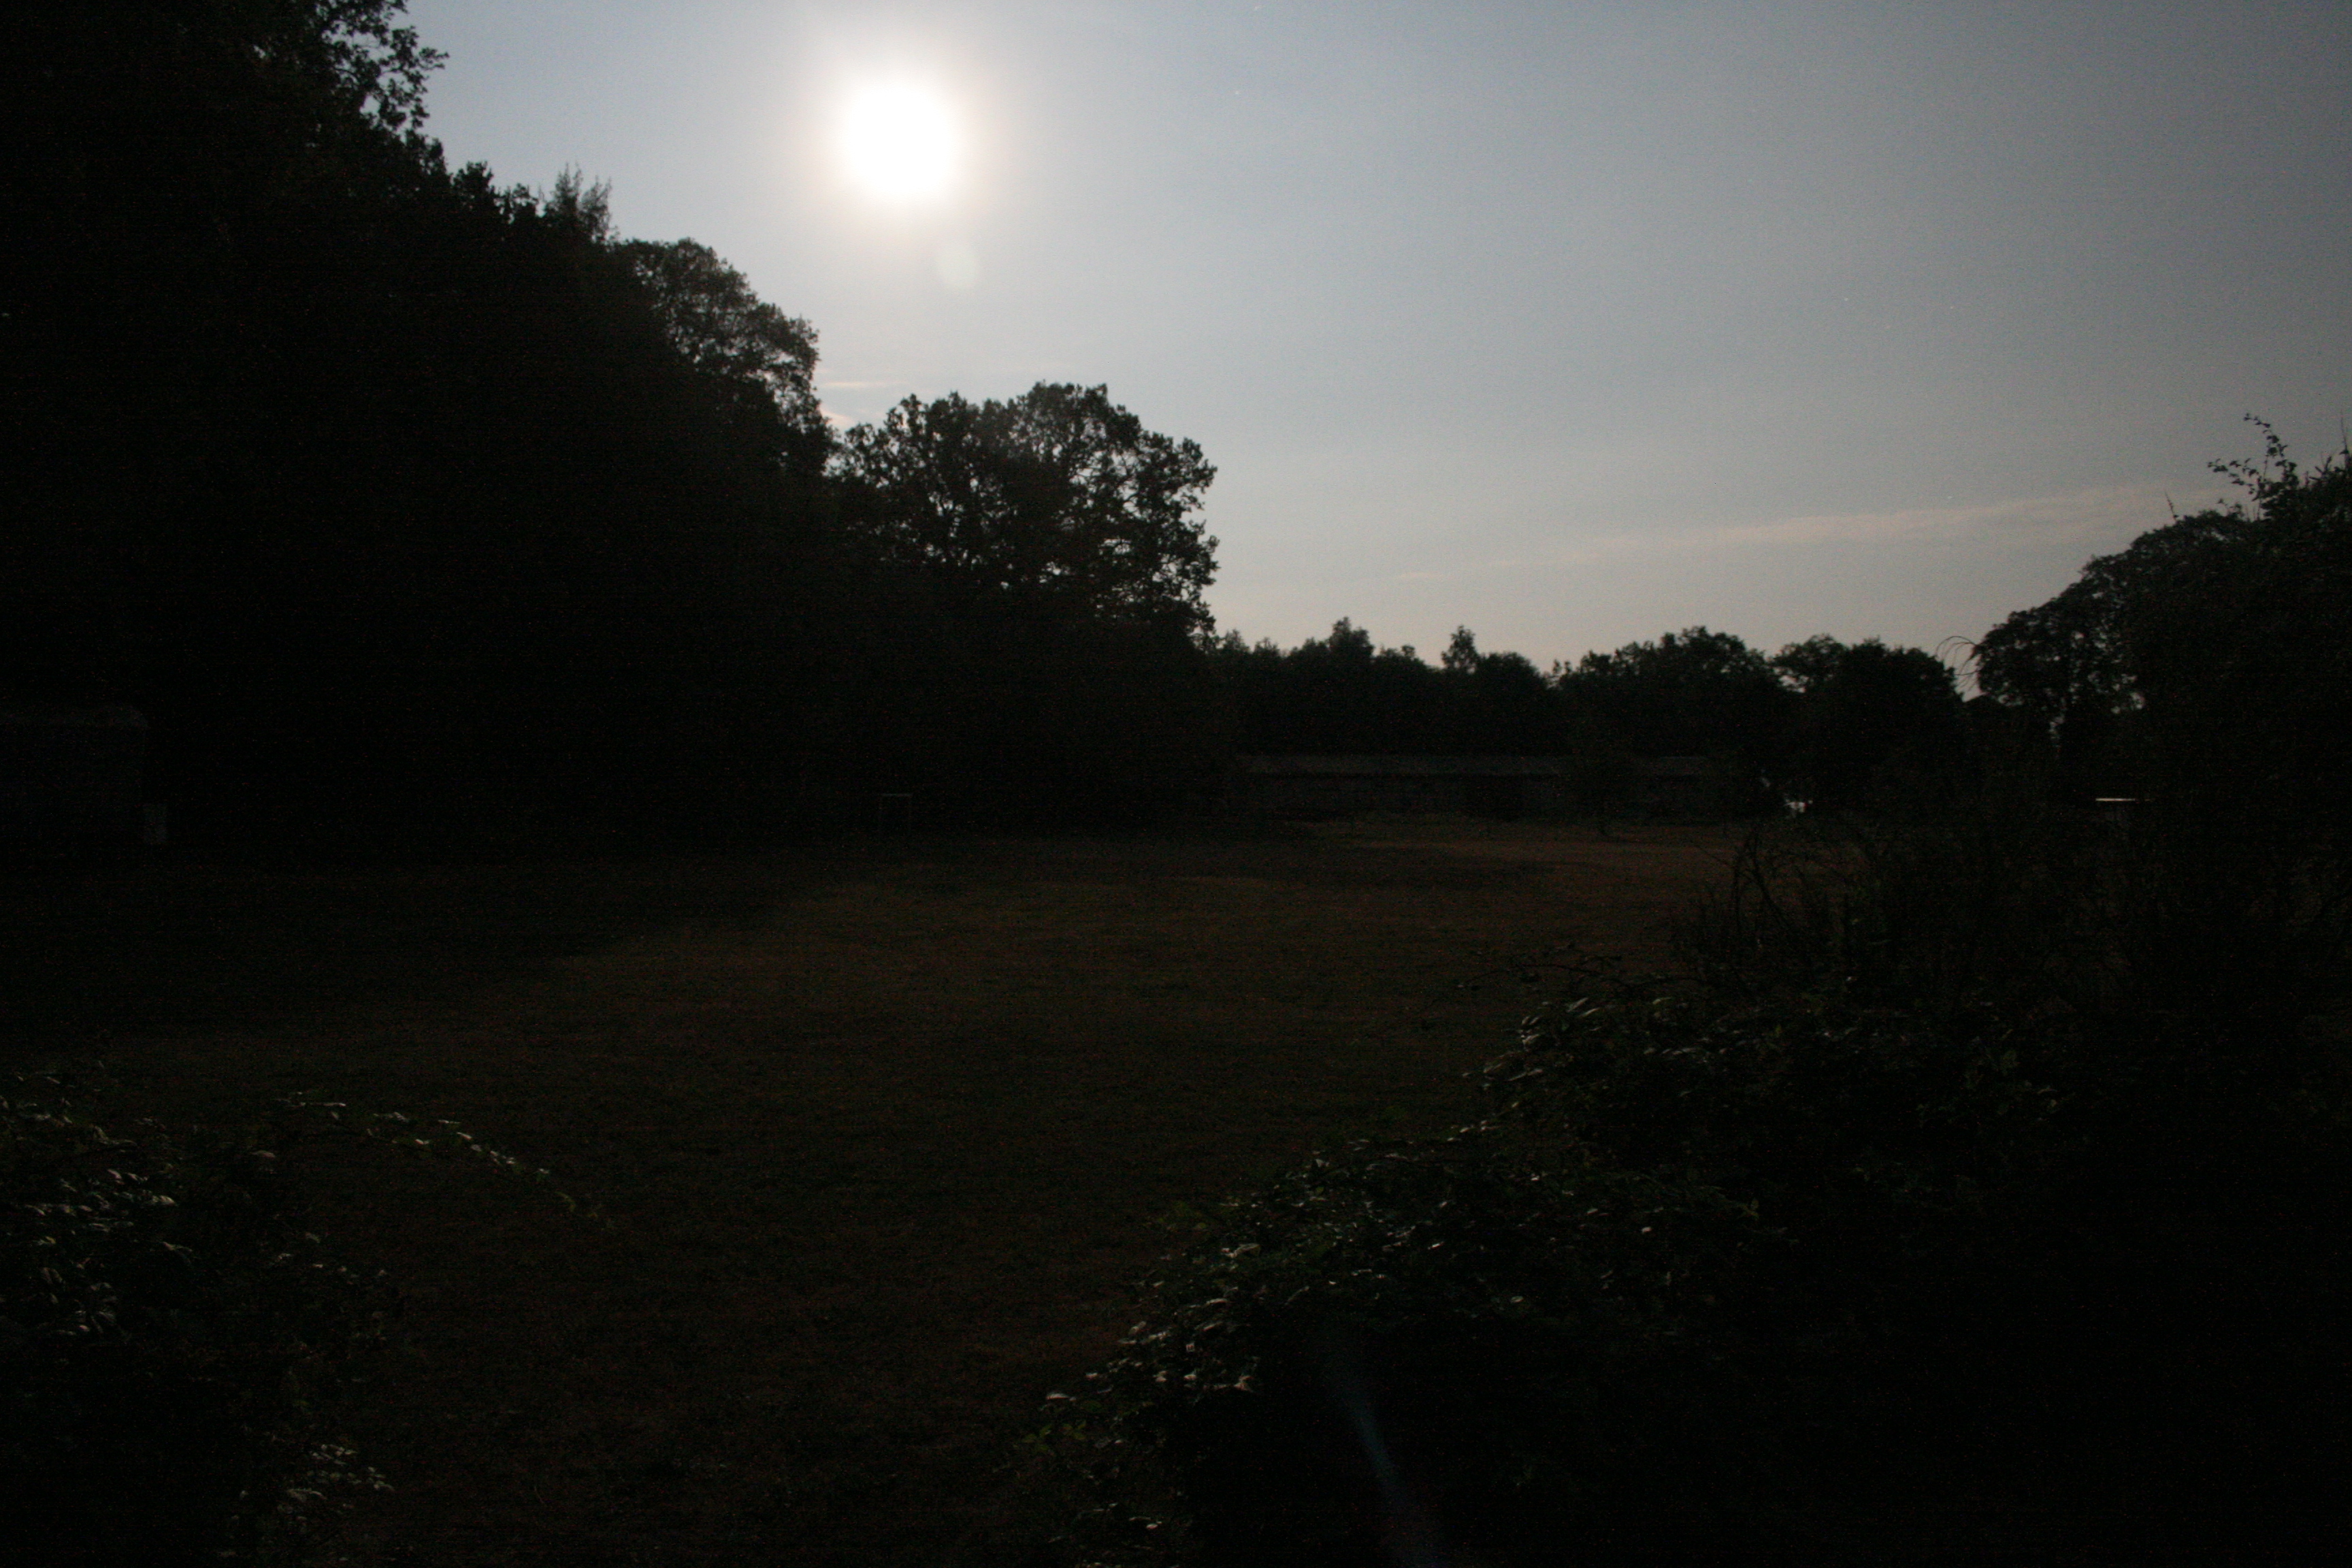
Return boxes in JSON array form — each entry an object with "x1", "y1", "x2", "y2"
[{"x1": 2, "y1": 818, "x2": 1733, "y2": 1566}]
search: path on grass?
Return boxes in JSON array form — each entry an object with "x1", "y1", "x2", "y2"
[{"x1": 10, "y1": 821, "x2": 1731, "y2": 1567}]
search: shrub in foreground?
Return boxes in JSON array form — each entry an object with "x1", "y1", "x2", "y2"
[
  {"x1": 1032, "y1": 980, "x2": 2348, "y2": 1566},
  {"x1": 2, "y1": 1077, "x2": 593, "y2": 1565},
  {"x1": 2, "y1": 1075, "x2": 396, "y2": 1565}
]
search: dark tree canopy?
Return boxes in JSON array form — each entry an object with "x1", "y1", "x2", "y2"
[
  {"x1": 1207, "y1": 621, "x2": 1582, "y2": 759},
  {"x1": 1970, "y1": 426, "x2": 2352, "y2": 1009},
  {"x1": 1, "y1": 0, "x2": 1253, "y2": 841},
  {"x1": 619, "y1": 234, "x2": 829, "y2": 474},
  {"x1": 0, "y1": 1, "x2": 862, "y2": 845},
  {"x1": 1562, "y1": 627, "x2": 1794, "y2": 763},
  {"x1": 834, "y1": 383, "x2": 1219, "y2": 629},
  {"x1": 1977, "y1": 421, "x2": 2352, "y2": 800},
  {"x1": 1772, "y1": 636, "x2": 1965, "y2": 810},
  {"x1": 1210, "y1": 621, "x2": 1449, "y2": 753}
]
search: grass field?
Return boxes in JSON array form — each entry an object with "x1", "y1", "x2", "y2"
[{"x1": 3, "y1": 817, "x2": 1734, "y2": 1566}]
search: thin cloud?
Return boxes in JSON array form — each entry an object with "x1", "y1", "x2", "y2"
[
  {"x1": 1367, "y1": 483, "x2": 2221, "y2": 591},
  {"x1": 1546, "y1": 483, "x2": 2217, "y2": 568},
  {"x1": 1706, "y1": 483, "x2": 2210, "y2": 551}
]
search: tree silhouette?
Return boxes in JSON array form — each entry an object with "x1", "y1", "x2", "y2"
[
  {"x1": 1974, "y1": 423, "x2": 2352, "y2": 1015},
  {"x1": 1561, "y1": 627, "x2": 1793, "y2": 764},
  {"x1": 619, "y1": 235, "x2": 830, "y2": 476},
  {"x1": 835, "y1": 383, "x2": 1218, "y2": 630},
  {"x1": 1977, "y1": 421, "x2": 2352, "y2": 802},
  {"x1": 1774, "y1": 636, "x2": 1964, "y2": 811}
]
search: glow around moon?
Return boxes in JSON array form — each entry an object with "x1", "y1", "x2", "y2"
[{"x1": 838, "y1": 82, "x2": 958, "y2": 204}]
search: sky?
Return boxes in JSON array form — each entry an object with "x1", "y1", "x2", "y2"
[{"x1": 402, "y1": 1, "x2": 2351, "y2": 669}]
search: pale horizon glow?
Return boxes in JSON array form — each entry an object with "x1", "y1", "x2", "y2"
[{"x1": 837, "y1": 81, "x2": 959, "y2": 204}]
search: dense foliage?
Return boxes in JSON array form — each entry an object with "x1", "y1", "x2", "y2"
[
  {"x1": 1030, "y1": 448, "x2": 2352, "y2": 1565},
  {"x1": 1974, "y1": 425, "x2": 2352, "y2": 1021},
  {"x1": 1975, "y1": 420, "x2": 2352, "y2": 802},
  {"x1": 1, "y1": 1, "x2": 1239, "y2": 845},
  {"x1": 1207, "y1": 622, "x2": 1964, "y2": 821},
  {"x1": 1, "y1": 1075, "x2": 393, "y2": 1566},
  {"x1": 835, "y1": 383, "x2": 1220, "y2": 630},
  {"x1": 1035, "y1": 906, "x2": 2347, "y2": 1565},
  {"x1": 0, "y1": 1073, "x2": 602, "y2": 1565}
]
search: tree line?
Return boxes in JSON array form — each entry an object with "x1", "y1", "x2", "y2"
[
  {"x1": 5, "y1": 3, "x2": 2342, "y2": 853},
  {"x1": 1209, "y1": 621, "x2": 1965, "y2": 815}
]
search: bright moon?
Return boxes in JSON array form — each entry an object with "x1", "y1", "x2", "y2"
[{"x1": 839, "y1": 83, "x2": 958, "y2": 203}]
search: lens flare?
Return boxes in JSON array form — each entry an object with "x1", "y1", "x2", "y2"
[{"x1": 839, "y1": 82, "x2": 958, "y2": 203}]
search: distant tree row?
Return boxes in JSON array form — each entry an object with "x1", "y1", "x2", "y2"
[{"x1": 1208, "y1": 621, "x2": 1965, "y2": 813}]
